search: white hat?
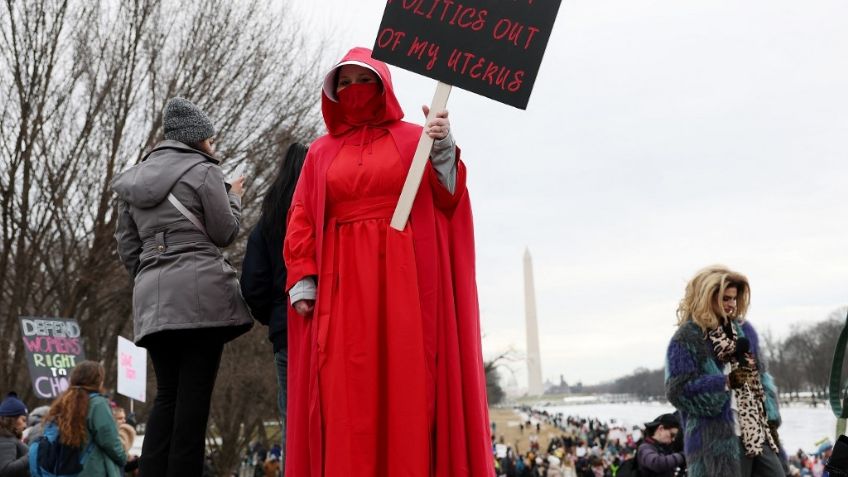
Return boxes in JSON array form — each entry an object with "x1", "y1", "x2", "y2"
[{"x1": 322, "y1": 60, "x2": 381, "y2": 102}]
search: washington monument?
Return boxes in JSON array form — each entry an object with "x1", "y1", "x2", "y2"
[{"x1": 524, "y1": 248, "x2": 544, "y2": 396}]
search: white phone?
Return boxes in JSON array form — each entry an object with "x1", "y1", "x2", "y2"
[{"x1": 230, "y1": 163, "x2": 246, "y2": 182}]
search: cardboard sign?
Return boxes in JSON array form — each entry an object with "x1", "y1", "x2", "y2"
[
  {"x1": 18, "y1": 316, "x2": 85, "y2": 399},
  {"x1": 372, "y1": 0, "x2": 562, "y2": 109},
  {"x1": 117, "y1": 336, "x2": 147, "y2": 402}
]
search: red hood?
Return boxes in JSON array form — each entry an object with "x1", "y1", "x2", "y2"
[{"x1": 321, "y1": 47, "x2": 404, "y2": 136}]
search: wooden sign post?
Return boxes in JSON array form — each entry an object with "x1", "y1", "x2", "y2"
[{"x1": 372, "y1": 0, "x2": 563, "y2": 229}]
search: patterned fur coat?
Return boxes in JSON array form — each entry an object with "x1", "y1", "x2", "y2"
[{"x1": 665, "y1": 319, "x2": 783, "y2": 477}]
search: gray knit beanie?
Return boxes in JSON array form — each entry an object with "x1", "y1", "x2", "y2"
[{"x1": 163, "y1": 97, "x2": 216, "y2": 145}]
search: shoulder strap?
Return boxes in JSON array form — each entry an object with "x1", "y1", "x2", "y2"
[{"x1": 168, "y1": 193, "x2": 208, "y2": 236}]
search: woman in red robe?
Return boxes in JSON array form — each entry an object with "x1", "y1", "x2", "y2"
[{"x1": 284, "y1": 47, "x2": 494, "y2": 477}]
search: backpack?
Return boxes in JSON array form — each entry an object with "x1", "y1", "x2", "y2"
[{"x1": 28, "y1": 400, "x2": 97, "y2": 477}]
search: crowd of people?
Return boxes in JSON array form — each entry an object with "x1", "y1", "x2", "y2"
[
  {"x1": 0, "y1": 362, "x2": 141, "y2": 477},
  {"x1": 490, "y1": 407, "x2": 685, "y2": 477}
]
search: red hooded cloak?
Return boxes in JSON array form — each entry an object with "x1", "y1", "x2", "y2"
[{"x1": 284, "y1": 47, "x2": 494, "y2": 477}]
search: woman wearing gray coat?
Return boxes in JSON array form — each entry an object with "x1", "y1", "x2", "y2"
[{"x1": 112, "y1": 97, "x2": 252, "y2": 477}]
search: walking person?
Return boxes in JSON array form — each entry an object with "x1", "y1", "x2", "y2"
[
  {"x1": 112, "y1": 97, "x2": 253, "y2": 476},
  {"x1": 44, "y1": 361, "x2": 127, "y2": 477},
  {"x1": 240, "y1": 142, "x2": 308, "y2": 469},
  {"x1": 284, "y1": 47, "x2": 494, "y2": 477},
  {"x1": 666, "y1": 265, "x2": 785, "y2": 477},
  {"x1": 0, "y1": 393, "x2": 28, "y2": 477}
]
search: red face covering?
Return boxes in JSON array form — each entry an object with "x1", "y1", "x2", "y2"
[{"x1": 337, "y1": 83, "x2": 385, "y2": 126}]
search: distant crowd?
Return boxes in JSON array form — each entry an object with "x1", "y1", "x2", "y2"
[{"x1": 490, "y1": 407, "x2": 836, "y2": 477}]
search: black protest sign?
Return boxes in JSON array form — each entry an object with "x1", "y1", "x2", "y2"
[
  {"x1": 18, "y1": 317, "x2": 86, "y2": 399},
  {"x1": 372, "y1": 0, "x2": 562, "y2": 110}
]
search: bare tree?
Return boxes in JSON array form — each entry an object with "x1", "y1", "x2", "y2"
[{"x1": 1, "y1": 0, "x2": 324, "y2": 473}]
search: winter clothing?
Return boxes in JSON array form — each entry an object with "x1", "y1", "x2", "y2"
[
  {"x1": 0, "y1": 431, "x2": 27, "y2": 477},
  {"x1": 112, "y1": 140, "x2": 252, "y2": 345},
  {"x1": 637, "y1": 437, "x2": 685, "y2": 477},
  {"x1": 112, "y1": 135, "x2": 252, "y2": 477},
  {"x1": 162, "y1": 98, "x2": 215, "y2": 146},
  {"x1": 284, "y1": 47, "x2": 493, "y2": 477},
  {"x1": 79, "y1": 394, "x2": 128, "y2": 477},
  {"x1": 241, "y1": 225, "x2": 287, "y2": 353},
  {"x1": 139, "y1": 329, "x2": 224, "y2": 477},
  {"x1": 0, "y1": 394, "x2": 26, "y2": 418},
  {"x1": 665, "y1": 319, "x2": 784, "y2": 477}
]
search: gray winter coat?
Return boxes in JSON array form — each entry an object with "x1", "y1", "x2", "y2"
[
  {"x1": 0, "y1": 432, "x2": 27, "y2": 477},
  {"x1": 112, "y1": 140, "x2": 252, "y2": 344}
]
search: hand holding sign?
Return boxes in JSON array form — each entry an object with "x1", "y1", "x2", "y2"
[
  {"x1": 422, "y1": 106, "x2": 450, "y2": 140},
  {"x1": 374, "y1": 0, "x2": 562, "y2": 228}
]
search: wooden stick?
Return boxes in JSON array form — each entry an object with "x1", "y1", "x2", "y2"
[{"x1": 390, "y1": 81, "x2": 452, "y2": 230}]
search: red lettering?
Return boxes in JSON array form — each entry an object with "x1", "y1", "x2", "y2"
[
  {"x1": 495, "y1": 67, "x2": 511, "y2": 89},
  {"x1": 524, "y1": 26, "x2": 540, "y2": 49},
  {"x1": 439, "y1": 0, "x2": 455, "y2": 21},
  {"x1": 508, "y1": 71, "x2": 524, "y2": 92},
  {"x1": 482, "y1": 63, "x2": 500, "y2": 84},
  {"x1": 448, "y1": 4, "x2": 464, "y2": 25},
  {"x1": 457, "y1": 7, "x2": 477, "y2": 28},
  {"x1": 472, "y1": 10, "x2": 487, "y2": 31},
  {"x1": 407, "y1": 36, "x2": 428, "y2": 59},
  {"x1": 377, "y1": 28, "x2": 406, "y2": 52},
  {"x1": 493, "y1": 18, "x2": 511, "y2": 40},
  {"x1": 447, "y1": 48, "x2": 462, "y2": 71},
  {"x1": 413, "y1": 0, "x2": 427, "y2": 16},
  {"x1": 460, "y1": 52, "x2": 475, "y2": 74},
  {"x1": 469, "y1": 57, "x2": 486, "y2": 79}
]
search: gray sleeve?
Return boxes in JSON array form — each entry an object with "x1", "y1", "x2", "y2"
[
  {"x1": 198, "y1": 165, "x2": 241, "y2": 247},
  {"x1": 429, "y1": 132, "x2": 456, "y2": 194},
  {"x1": 114, "y1": 200, "x2": 143, "y2": 278},
  {"x1": 0, "y1": 439, "x2": 29, "y2": 477},
  {"x1": 637, "y1": 444, "x2": 684, "y2": 473},
  {"x1": 289, "y1": 277, "x2": 316, "y2": 304}
]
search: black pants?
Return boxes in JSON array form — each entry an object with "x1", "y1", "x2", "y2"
[{"x1": 139, "y1": 330, "x2": 225, "y2": 477}]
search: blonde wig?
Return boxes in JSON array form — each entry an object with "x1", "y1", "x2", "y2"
[{"x1": 676, "y1": 265, "x2": 750, "y2": 331}]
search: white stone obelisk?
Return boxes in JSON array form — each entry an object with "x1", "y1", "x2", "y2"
[{"x1": 524, "y1": 248, "x2": 544, "y2": 396}]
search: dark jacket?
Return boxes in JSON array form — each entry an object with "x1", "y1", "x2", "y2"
[
  {"x1": 637, "y1": 437, "x2": 684, "y2": 477},
  {"x1": 0, "y1": 432, "x2": 27, "y2": 477},
  {"x1": 241, "y1": 225, "x2": 287, "y2": 353},
  {"x1": 112, "y1": 140, "x2": 253, "y2": 345}
]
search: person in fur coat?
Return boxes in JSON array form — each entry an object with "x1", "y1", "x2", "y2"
[{"x1": 665, "y1": 265, "x2": 786, "y2": 477}]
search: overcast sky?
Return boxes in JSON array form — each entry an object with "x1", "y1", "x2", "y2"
[{"x1": 287, "y1": 0, "x2": 848, "y2": 387}]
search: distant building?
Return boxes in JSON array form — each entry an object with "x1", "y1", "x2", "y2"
[{"x1": 545, "y1": 375, "x2": 571, "y2": 395}]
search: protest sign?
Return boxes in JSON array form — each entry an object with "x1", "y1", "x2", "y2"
[
  {"x1": 372, "y1": 0, "x2": 562, "y2": 228},
  {"x1": 117, "y1": 336, "x2": 147, "y2": 402},
  {"x1": 18, "y1": 316, "x2": 85, "y2": 399},
  {"x1": 372, "y1": 0, "x2": 562, "y2": 110}
]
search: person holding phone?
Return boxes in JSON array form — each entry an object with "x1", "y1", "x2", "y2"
[
  {"x1": 111, "y1": 97, "x2": 252, "y2": 477},
  {"x1": 283, "y1": 47, "x2": 493, "y2": 477}
]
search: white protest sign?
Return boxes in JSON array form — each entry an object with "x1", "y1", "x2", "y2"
[{"x1": 117, "y1": 336, "x2": 147, "y2": 402}]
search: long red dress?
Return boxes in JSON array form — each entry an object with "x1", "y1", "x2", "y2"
[{"x1": 284, "y1": 47, "x2": 494, "y2": 477}]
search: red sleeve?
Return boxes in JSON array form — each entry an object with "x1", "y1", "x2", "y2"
[
  {"x1": 428, "y1": 149, "x2": 467, "y2": 214},
  {"x1": 284, "y1": 201, "x2": 317, "y2": 291}
]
